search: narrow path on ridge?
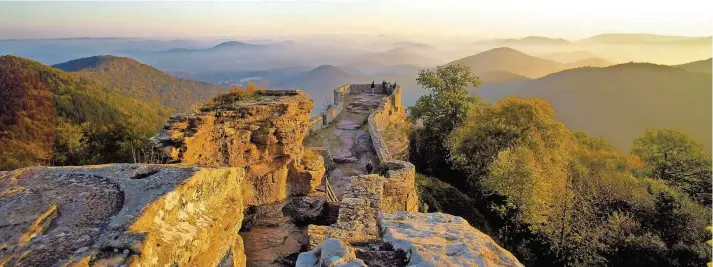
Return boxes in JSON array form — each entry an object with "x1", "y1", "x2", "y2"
[{"x1": 304, "y1": 93, "x2": 384, "y2": 199}]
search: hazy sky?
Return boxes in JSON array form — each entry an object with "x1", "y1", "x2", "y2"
[{"x1": 1, "y1": 0, "x2": 711, "y2": 40}]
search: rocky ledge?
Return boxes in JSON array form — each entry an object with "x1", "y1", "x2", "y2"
[
  {"x1": 299, "y1": 212, "x2": 522, "y2": 267},
  {"x1": 379, "y1": 212, "x2": 524, "y2": 267},
  {"x1": 0, "y1": 164, "x2": 247, "y2": 266}
]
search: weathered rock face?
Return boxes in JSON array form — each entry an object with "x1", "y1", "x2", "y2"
[
  {"x1": 379, "y1": 212, "x2": 524, "y2": 267},
  {"x1": 307, "y1": 174, "x2": 383, "y2": 249},
  {"x1": 151, "y1": 90, "x2": 325, "y2": 207},
  {"x1": 296, "y1": 238, "x2": 367, "y2": 267},
  {"x1": 0, "y1": 164, "x2": 246, "y2": 267}
]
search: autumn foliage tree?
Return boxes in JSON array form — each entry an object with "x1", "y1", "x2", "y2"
[
  {"x1": 408, "y1": 63, "x2": 481, "y2": 177},
  {"x1": 632, "y1": 129, "x2": 712, "y2": 205}
]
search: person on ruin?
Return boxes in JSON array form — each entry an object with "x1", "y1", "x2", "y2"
[
  {"x1": 371, "y1": 80, "x2": 375, "y2": 95},
  {"x1": 366, "y1": 160, "x2": 374, "y2": 174}
]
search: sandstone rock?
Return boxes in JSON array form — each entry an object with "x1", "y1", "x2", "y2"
[
  {"x1": 151, "y1": 90, "x2": 321, "y2": 208},
  {"x1": 283, "y1": 193, "x2": 328, "y2": 225},
  {"x1": 296, "y1": 238, "x2": 367, "y2": 267},
  {"x1": 239, "y1": 216, "x2": 305, "y2": 267},
  {"x1": 379, "y1": 212, "x2": 524, "y2": 267},
  {"x1": 306, "y1": 175, "x2": 383, "y2": 249},
  {"x1": 288, "y1": 149, "x2": 326, "y2": 197},
  {"x1": 333, "y1": 156, "x2": 358, "y2": 164},
  {"x1": 0, "y1": 164, "x2": 247, "y2": 267}
]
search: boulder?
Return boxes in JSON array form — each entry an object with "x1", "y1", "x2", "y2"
[
  {"x1": 283, "y1": 194, "x2": 328, "y2": 225},
  {"x1": 296, "y1": 238, "x2": 367, "y2": 267},
  {"x1": 378, "y1": 212, "x2": 524, "y2": 267},
  {"x1": 0, "y1": 164, "x2": 247, "y2": 267}
]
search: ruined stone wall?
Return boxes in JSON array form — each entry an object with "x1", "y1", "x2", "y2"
[
  {"x1": 0, "y1": 164, "x2": 247, "y2": 267},
  {"x1": 368, "y1": 86, "x2": 405, "y2": 164},
  {"x1": 308, "y1": 85, "x2": 350, "y2": 133},
  {"x1": 306, "y1": 175, "x2": 383, "y2": 249},
  {"x1": 151, "y1": 90, "x2": 325, "y2": 207},
  {"x1": 366, "y1": 86, "x2": 418, "y2": 213},
  {"x1": 348, "y1": 83, "x2": 389, "y2": 94},
  {"x1": 304, "y1": 84, "x2": 418, "y2": 250}
]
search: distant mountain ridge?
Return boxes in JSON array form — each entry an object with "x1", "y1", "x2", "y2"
[
  {"x1": 448, "y1": 47, "x2": 565, "y2": 78},
  {"x1": 577, "y1": 33, "x2": 712, "y2": 45},
  {"x1": 474, "y1": 36, "x2": 570, "y2": 46},
  {"x1": 53, "y1": 55, "x2": 229, "y2": 111},
  {"x1": 565, "y1": 57, "x2": 614, "y2": 68},
  {"x1": 674, "y1": 58, "x2": 712, "y2": 74},
  {"x1": 542, "y1": 51, "x2": 600, "y2": 63},
  {"x1": 476, "y1": 62, "x2": 712, "y2": 152}
]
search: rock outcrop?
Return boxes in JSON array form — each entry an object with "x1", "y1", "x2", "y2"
[
  {"x1": 151, "y1": 90, "x2": 325, "y2": 206},
  {"x1": 296, "y1": 238, "x2": 367, "y2": 267},
  {"x1": 0, "y1": 85, "x2": 523, "y2": 267},
  {"x1": 0, "y1": 90, "x2": 329, "y2": 267},
  {"x1": 379, "y1": 212, "x2": 524, "y2": 267},
  {"x1": 0, "y1": 164, "x2": 246, "y2": 266}
]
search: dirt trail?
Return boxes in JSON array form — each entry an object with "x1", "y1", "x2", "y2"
[{"x1": 304, "y1": 93, "x2": 384, "y2": 199}]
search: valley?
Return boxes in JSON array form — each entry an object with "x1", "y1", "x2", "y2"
[{"x1": 0, "y1": 4, "x2": 711, "y2": 265}]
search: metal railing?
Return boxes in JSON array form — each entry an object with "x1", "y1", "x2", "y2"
[{"x1": 324, "y1": 175, "x2": 339, "y2": 202}]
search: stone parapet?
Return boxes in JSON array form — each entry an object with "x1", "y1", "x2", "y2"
[{"x1": 306, "y1": 174, "x2": 383, "y2": 249}]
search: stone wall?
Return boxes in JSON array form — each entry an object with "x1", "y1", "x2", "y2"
[
  {"x1": 365, "y1": 85, "x2": 418, "y2": 213},
  {"x1": 306, "y1": 174, "x2": 383, "y2": 249},
  {"x1": 305, "y1": 84, "x2": 418, "y2": 250},
  {"x1": 0, "y1": 164, "x2": 247, "y2": 267},
  {"x1": 308, "y1": 85, "x2": 349, "y2": 133},
  {"x1": 368, "y1": 86, "x2": 405, "y2": 164},
  {"x1": 348, "y1": 83, "x2": 389, "y2": 94},
  {"x1": 151, "y1": 90, "x2": 324, "y2": 207}
]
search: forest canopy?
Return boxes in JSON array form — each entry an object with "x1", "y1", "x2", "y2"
[
  {"x1": 410, "y1": 65, "x2": 712, "y2": 267},
  {"x1": 0, "y1": 55, "x2": 174, "y2": 170}
]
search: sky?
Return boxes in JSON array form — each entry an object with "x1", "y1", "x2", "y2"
[{"x1": 0, "y1": 0, "x2": 711, "y2": 40}]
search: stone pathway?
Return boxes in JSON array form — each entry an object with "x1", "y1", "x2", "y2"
[{"x1": 304, "y1": 93, "x2": 384, "y2": 199}]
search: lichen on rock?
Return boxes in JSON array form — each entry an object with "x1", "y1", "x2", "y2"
[
  {"x1": 379, "y1": 212, "x2": 524, "y2": 267},
  {"x1": 0, "y1": 164, "x2": 247, "y2": 267},
  {"x1": 296, "y1": 238, "x2": 367, "y2": 267}
]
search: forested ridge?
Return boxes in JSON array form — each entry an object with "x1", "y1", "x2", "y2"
[
  {"x1": 53, "y1": 55, "x2": 229, "y2": 112},
  {"x1": 410, "y1": 63, "x2": 712, "y2": 267},
  {"x1": 0, "y1": 55, "x2": 174, "y2": 170}
]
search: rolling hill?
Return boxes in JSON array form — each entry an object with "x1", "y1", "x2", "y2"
[
  {"x1": 53, "y1": 55, "x2": 229, "y2": 111},
  {"x1": 448, "y1": 47, "x2": 565, "y2": 78},
  {"x1": 674, "y1": 58, "x2": 712, "y2": 74},
  {"x1": 346, "y1": 47, "x2": 441, "y2": 69},
  {"x1": 478, "y1": 71, "x2": 532, "y2": 85},
  {"x1": 0, "y1": 55, "x2": 174, "y2": 170},
  {"x1": 273, "y1": 65, "x2": 357, "y2": 114},
  {"x1": 565, "y1": 57, "x2": 614, "y2": 68},
  {"x1": 475, "y1": 63, "x2": 712, "y2": 152},
  {"x1": 543, "y1": 50, "x2": 599, "y2": 63}
]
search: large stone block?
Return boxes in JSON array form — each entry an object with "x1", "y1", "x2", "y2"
[
  {"x1": 0, "y1": 164, "x2": 247, "y2": 267},
  {"x1": 296, "y1": 238, "x2": 366, "y2": 267},
  {"x1": 379, "y1": 212, "x2": 524, "y2": 267}
]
